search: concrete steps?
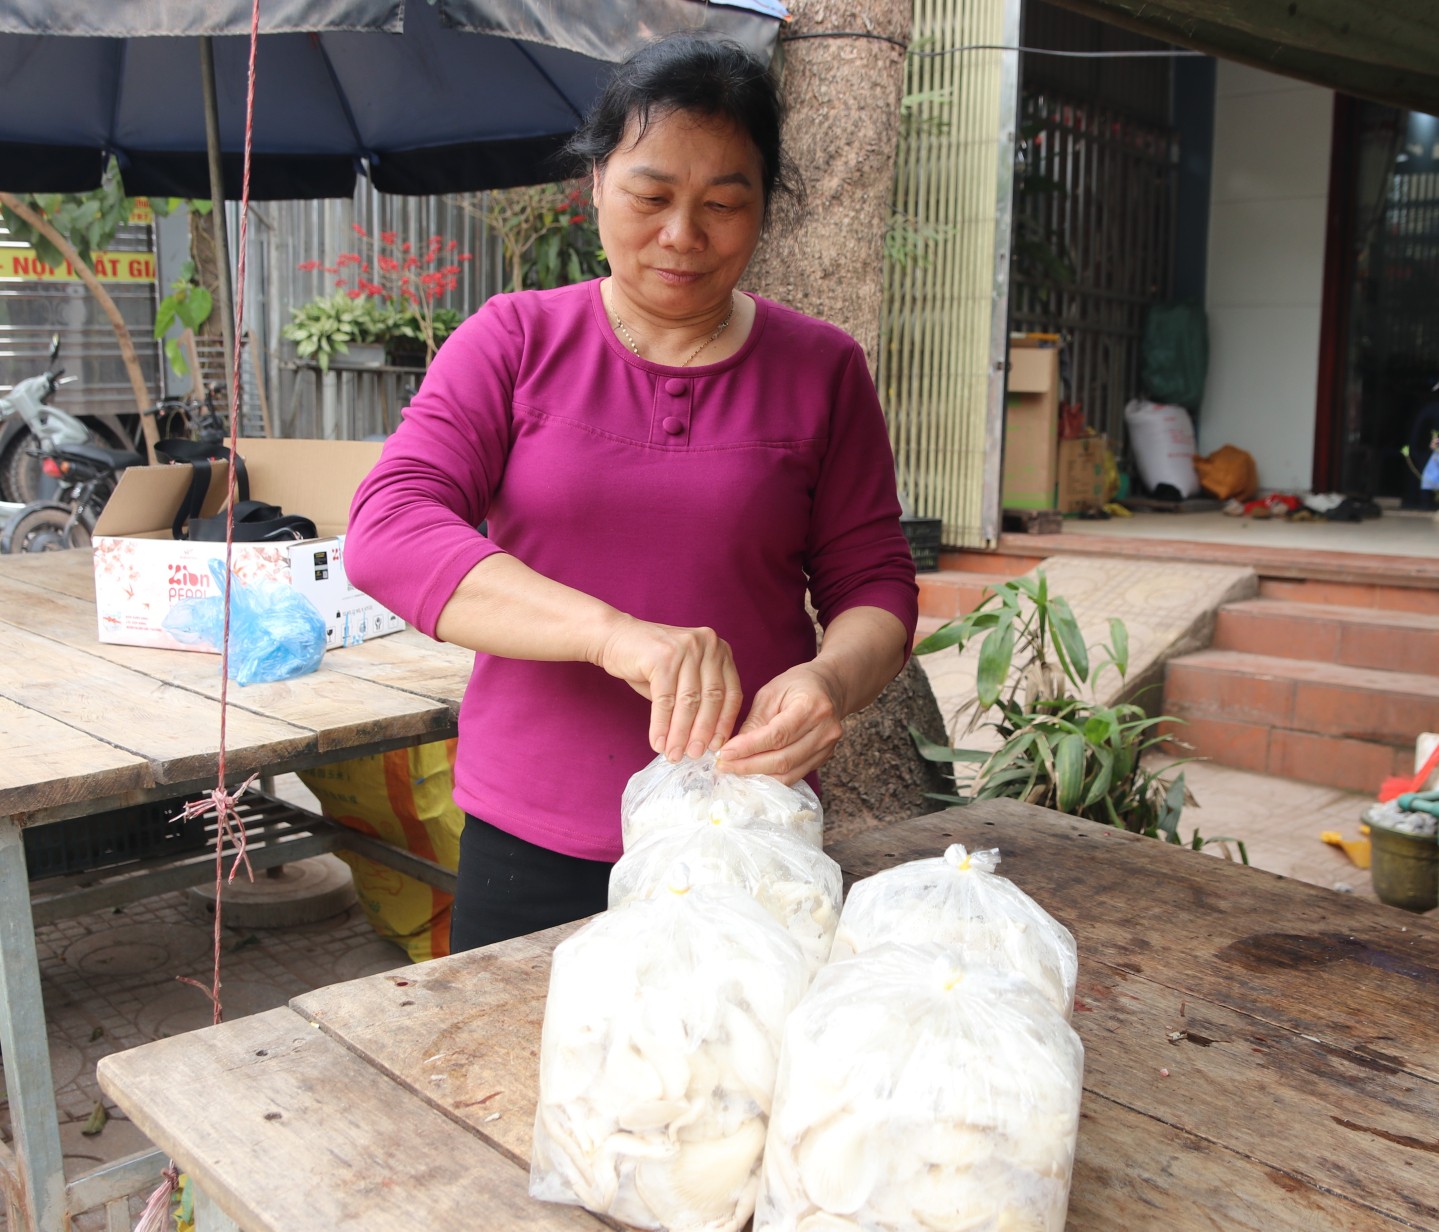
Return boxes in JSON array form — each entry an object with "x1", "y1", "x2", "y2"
[
  {"x1": 1214, "y1": 598, "x2": 1439, "y2": 675},
  {"x1": 1257, "y1": 576, "x2": 1439, "y2": 617},
  {"x1": 915, "y1": 551, "x2": 1040, "y2": 623},
  {"x1": 1164, "y1": 590, "x2": 1439, "y2": 794}
]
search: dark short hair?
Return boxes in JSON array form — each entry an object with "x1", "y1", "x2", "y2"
[{"x1": 565, "y1": 33, "x2": 801, "y2": 226}]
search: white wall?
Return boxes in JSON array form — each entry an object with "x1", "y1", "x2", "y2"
[{"x1": 1202, "y1": 61, "x2": 1333, "y2": 493}]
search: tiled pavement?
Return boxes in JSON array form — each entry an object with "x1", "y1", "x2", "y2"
[{"x1": 1, "y1": 838, "x2": 411, "y2": 1231}]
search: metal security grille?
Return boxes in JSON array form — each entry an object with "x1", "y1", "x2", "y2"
[
  {"x1": 879, "y1": 0, "x2": 1021, "y2": 549},
  {"x1": 0, "y1": 218, "x2": 159, "y2": 421},
  {"x1": 1008, "y1": 89, "x2": 1178, "y2": 447}
]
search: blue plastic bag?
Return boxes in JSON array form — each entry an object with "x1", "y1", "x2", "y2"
[
  {"x1": 1423, "y1": 444, "x2": 1439, "y2": 492},
  {"x1": 163, "y1": 557, "x2": 326, "y2": 685}
]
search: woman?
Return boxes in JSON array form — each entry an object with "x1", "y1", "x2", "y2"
[{"x1": 345, "y1": 33, "x2": 918, "y2": 951}]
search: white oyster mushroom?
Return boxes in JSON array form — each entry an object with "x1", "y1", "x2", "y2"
[
  {"x1": 532, "y1": 879, "x2": 809, "y2": 1232},
  {"x1": 609, "y1": 814, "x2": 842, "y2": 978},
  {"x1": 621, "y1": 751, "x2": 823, "y2": 850},
  {"x1": 829, "y1": 844, "x2": 1078, "y2": 1019},
  {"x1": 754, "y1": 945, "x2": 1084, "y2": 1232}
]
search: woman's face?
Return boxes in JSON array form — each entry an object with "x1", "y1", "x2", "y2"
[{"x1": 593, "y1": 108, "x2": 766, "y2": 322}]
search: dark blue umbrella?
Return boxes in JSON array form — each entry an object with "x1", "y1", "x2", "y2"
[
  {"x1": 0, "y1": 0, "x2": 787, "y2": 200},
  {"x1": 0, "y1": 0, "x2": 786, "y2": 418}
]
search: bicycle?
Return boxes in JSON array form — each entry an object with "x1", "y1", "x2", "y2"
[{"x1": 143, "y1": 382, "x2": 229, "y2": 452}]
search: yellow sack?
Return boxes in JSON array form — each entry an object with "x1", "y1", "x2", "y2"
[
  {"x1": 1100, "y1": 438, "x2": 1122, "y2": 503},
  {"x1": 298, "y1": 739, "x2": 462, "y2": 962}
]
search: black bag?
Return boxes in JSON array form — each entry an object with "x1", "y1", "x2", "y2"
[{"x1": 158, "y1": 439, "x2": 317, "y2": 544}]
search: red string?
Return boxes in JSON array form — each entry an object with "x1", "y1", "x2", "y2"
[
  {"x1": 184, "y1": 0, "x2": 263, "y2": 1031},
  {"x1": 139, "y1": 12, "x2": 262, "y2": 1222}
]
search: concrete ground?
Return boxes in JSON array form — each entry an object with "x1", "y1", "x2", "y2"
[{"x1": 1073, "y1": 503, "x2": 1439, "y2": 559}]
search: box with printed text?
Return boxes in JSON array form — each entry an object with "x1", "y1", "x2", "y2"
[{"x1": 91, "y1": 438, "x2": 404, "y2": 653}]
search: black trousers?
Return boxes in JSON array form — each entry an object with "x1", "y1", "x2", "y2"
[{"x1": 449, "y1": 816, "x2": 614, "y2": 953}]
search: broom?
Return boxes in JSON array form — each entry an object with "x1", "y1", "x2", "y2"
[{"x1": 1378, "y1": 739, "x2": 1439, "y2": 802}]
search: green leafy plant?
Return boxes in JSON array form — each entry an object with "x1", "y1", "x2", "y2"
[
  {"x1": 295, "y1": 225, "x2": 471, "y2": 367},
  {"x1": 458, "y1": 180, "x2": 607, "y2": 292},
  {"x1": 0, "y1": 162, "x2": 211, "y2": 410},
  {"x1": 153, "y1": 251, "x2": 214, "y2": 377},
  {"x1": 910, "y1": 573, "x2": 1246, "y2": 861},
  {"x1": 376, "y1": 303, "x2": 462, "y2": 365},
  {"x1": 280, "y1": 292, "x2": 390, "y2": 372}
]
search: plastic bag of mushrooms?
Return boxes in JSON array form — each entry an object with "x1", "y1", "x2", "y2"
[{"x1": 531, "y1": 758, "x2": 1085, "y2": 1232}]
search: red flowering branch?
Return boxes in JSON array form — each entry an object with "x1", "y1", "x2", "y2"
[{"x1": 297, "y1": 225, "x2": 472, "y2": 365}]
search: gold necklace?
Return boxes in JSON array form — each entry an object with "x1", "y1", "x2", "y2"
[{"x1": 611, "y1": 294, "x2": 735, "y2": 367}]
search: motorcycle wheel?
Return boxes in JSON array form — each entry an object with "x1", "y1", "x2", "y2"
[
  {"x1": 0, "y1": 502, "x2": 93, "y2": 553},
  {"x1": 0, "y1": 432, "x2": 42, "y2": 504}
]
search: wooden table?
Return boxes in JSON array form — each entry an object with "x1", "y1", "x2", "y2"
[
  {"x1": 97, "y1": 799, "x2": 1439, "y2": 1232},
  {"x1": 0, "y1": 550, "x2": 473, "y2": 1232}
]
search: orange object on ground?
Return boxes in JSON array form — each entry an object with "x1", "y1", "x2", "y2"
[
  {"x1": 1321, "y1": 829, "x2": 1372, "y2": 869},
  {"x1": 1194, "y1": 444, "x2": 1258, "y2": 502}
]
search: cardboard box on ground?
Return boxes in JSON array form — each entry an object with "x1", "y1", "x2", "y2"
[
  {"x1": 1057, "y1": 437, "x2": 1107, "y2": 513},
  {"x1": 1001, "y1": 341, "x2": 1059, "y2": 511},
  {"x1": 91, "y1": 438, "x2": 404, "y2": 653}
]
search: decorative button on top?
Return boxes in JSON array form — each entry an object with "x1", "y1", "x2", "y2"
[
  {"x1": 661, "y1": 416, "x2": 685, "y2": 436},
  {"x1": 664, "y1": 378, "x2": 687, "y2": 397}
]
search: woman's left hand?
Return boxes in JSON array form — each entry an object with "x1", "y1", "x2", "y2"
[{"x1": 714, "y1": 662, "x2": 846, "y2": 785}]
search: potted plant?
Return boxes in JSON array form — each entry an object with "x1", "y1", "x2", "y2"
[
  {"x1": 909, "y1": 572, "x2": 1246, "y2": 860},
  {"x1": 281, "y1": 292, "x2": 389, "y2": 372},
  {"x1": 378, "y1": 304, "x2": 463, "y2": 368},
  {"x1": 292, "y1": 225, "x2": 471, "y2": 368}
]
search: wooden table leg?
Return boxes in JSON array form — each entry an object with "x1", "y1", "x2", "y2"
[{"x1": 0, "y1": 816, "x2": 67, "y2": 1232}]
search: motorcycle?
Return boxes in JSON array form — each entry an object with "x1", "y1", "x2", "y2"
[{"x1": 0, "y1": 337, "x2": 147, "y2": 552}]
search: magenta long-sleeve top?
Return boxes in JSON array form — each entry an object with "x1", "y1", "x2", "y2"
[{"x1": 345, "y1": 279, "x2": 918, "y2": 861}]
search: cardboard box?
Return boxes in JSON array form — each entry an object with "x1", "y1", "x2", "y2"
[
  {"x1": 1057, "y1": 436, "x2": 1108, "y2": 513},
  {"x1": 91, "y1": 438, "x2": 405, "y2": 653},
  {"x1": 1001, "y1": 343, "x2": 1060, "y2": 510}
]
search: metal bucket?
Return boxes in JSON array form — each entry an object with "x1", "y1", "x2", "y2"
[{"x1": 1369, "y1": 821, "x2": 1439, "y2": 913}]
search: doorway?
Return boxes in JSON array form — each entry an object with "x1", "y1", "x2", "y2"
[{"x1": 1321, "y1": 97, "x2": 1439, "y2": 507}]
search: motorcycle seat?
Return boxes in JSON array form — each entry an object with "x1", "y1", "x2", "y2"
[{"x1": 58, "y1": 442, "x2": 147, "y2": 471}]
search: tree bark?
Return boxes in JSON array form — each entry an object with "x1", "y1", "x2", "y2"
[
  {"x1": 743, "y1": 0, "x2": 911, "y2": 374},
  {"x1": 0, "y1": 192, "x2": 159, "y2": 460},
  {"x1": 189, "y1": 208, "x2": 224, "y2": 337},
  {"x1": 750, "y1": 9, "x2": 946, "y2": 841}
]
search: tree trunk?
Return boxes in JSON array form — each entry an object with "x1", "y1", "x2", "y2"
[
  {"x1": 749, "y1": 8, "x2": 936, "y2": 841},
  {"x1": 189, "y1": 208, "x2": 224, "y2": 337},
  {"x1": 821, "y1": 656, "x2": 955, "y2": 848},
  {"x1": 0, "y1": 192, "x2": 158, "y2": 460},
  {"x1": 744, "y1": 0, "x2": 911, "y2": 374}
]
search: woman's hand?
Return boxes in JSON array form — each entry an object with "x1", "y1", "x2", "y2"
[
  {"x1": 713, "y1": 606, "x2": 910, "y2": 785},
  {"x1": 595, "y1": 616, "x2": 745, "y2": 763},
  {"x1": 714, "y1": 662, "x2": 846, "y2": 785}
]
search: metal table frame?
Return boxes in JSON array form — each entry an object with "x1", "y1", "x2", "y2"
[{"x1": 1, "y1": 768, "x2": 457, "y2": 1232}]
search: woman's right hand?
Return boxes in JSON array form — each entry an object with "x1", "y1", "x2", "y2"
[{"x1": 593, "y1": 616, "x2": 744, "y2": 763}]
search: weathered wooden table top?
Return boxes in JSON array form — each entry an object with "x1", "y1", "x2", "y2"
[
  {"x1": 98, "y1": 799, "x2": 1439, "y2": 1232},
  {"x1": 0, "y1": 549, "x2": 470, "y2": 823}
]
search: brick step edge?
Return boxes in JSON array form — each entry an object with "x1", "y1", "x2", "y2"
[
  {"x1": 1163, "y1": 650, "x2": 1439, "y2": 761},
  {"x1": 916, "y1": 571, "x2": 1020, "y2": 621},
  {"x1": 1159, "y1": 715, "x2": 1411, "y2": 797},
  {"x1": 1258, "y1": 577, "x2": 1439, "y2": 616},
  {"x1": 1213, "y1": 600, "x2": 1439, "y2": 676}
]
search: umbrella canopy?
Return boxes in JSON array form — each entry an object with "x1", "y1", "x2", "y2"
[{"x1": 0, "y1": 0, "x2": 788, "y2": 199}]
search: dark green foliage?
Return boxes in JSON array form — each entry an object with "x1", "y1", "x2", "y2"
[{"x1": 911, "y1": 573, "x2": 1247, "y2": 861}]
